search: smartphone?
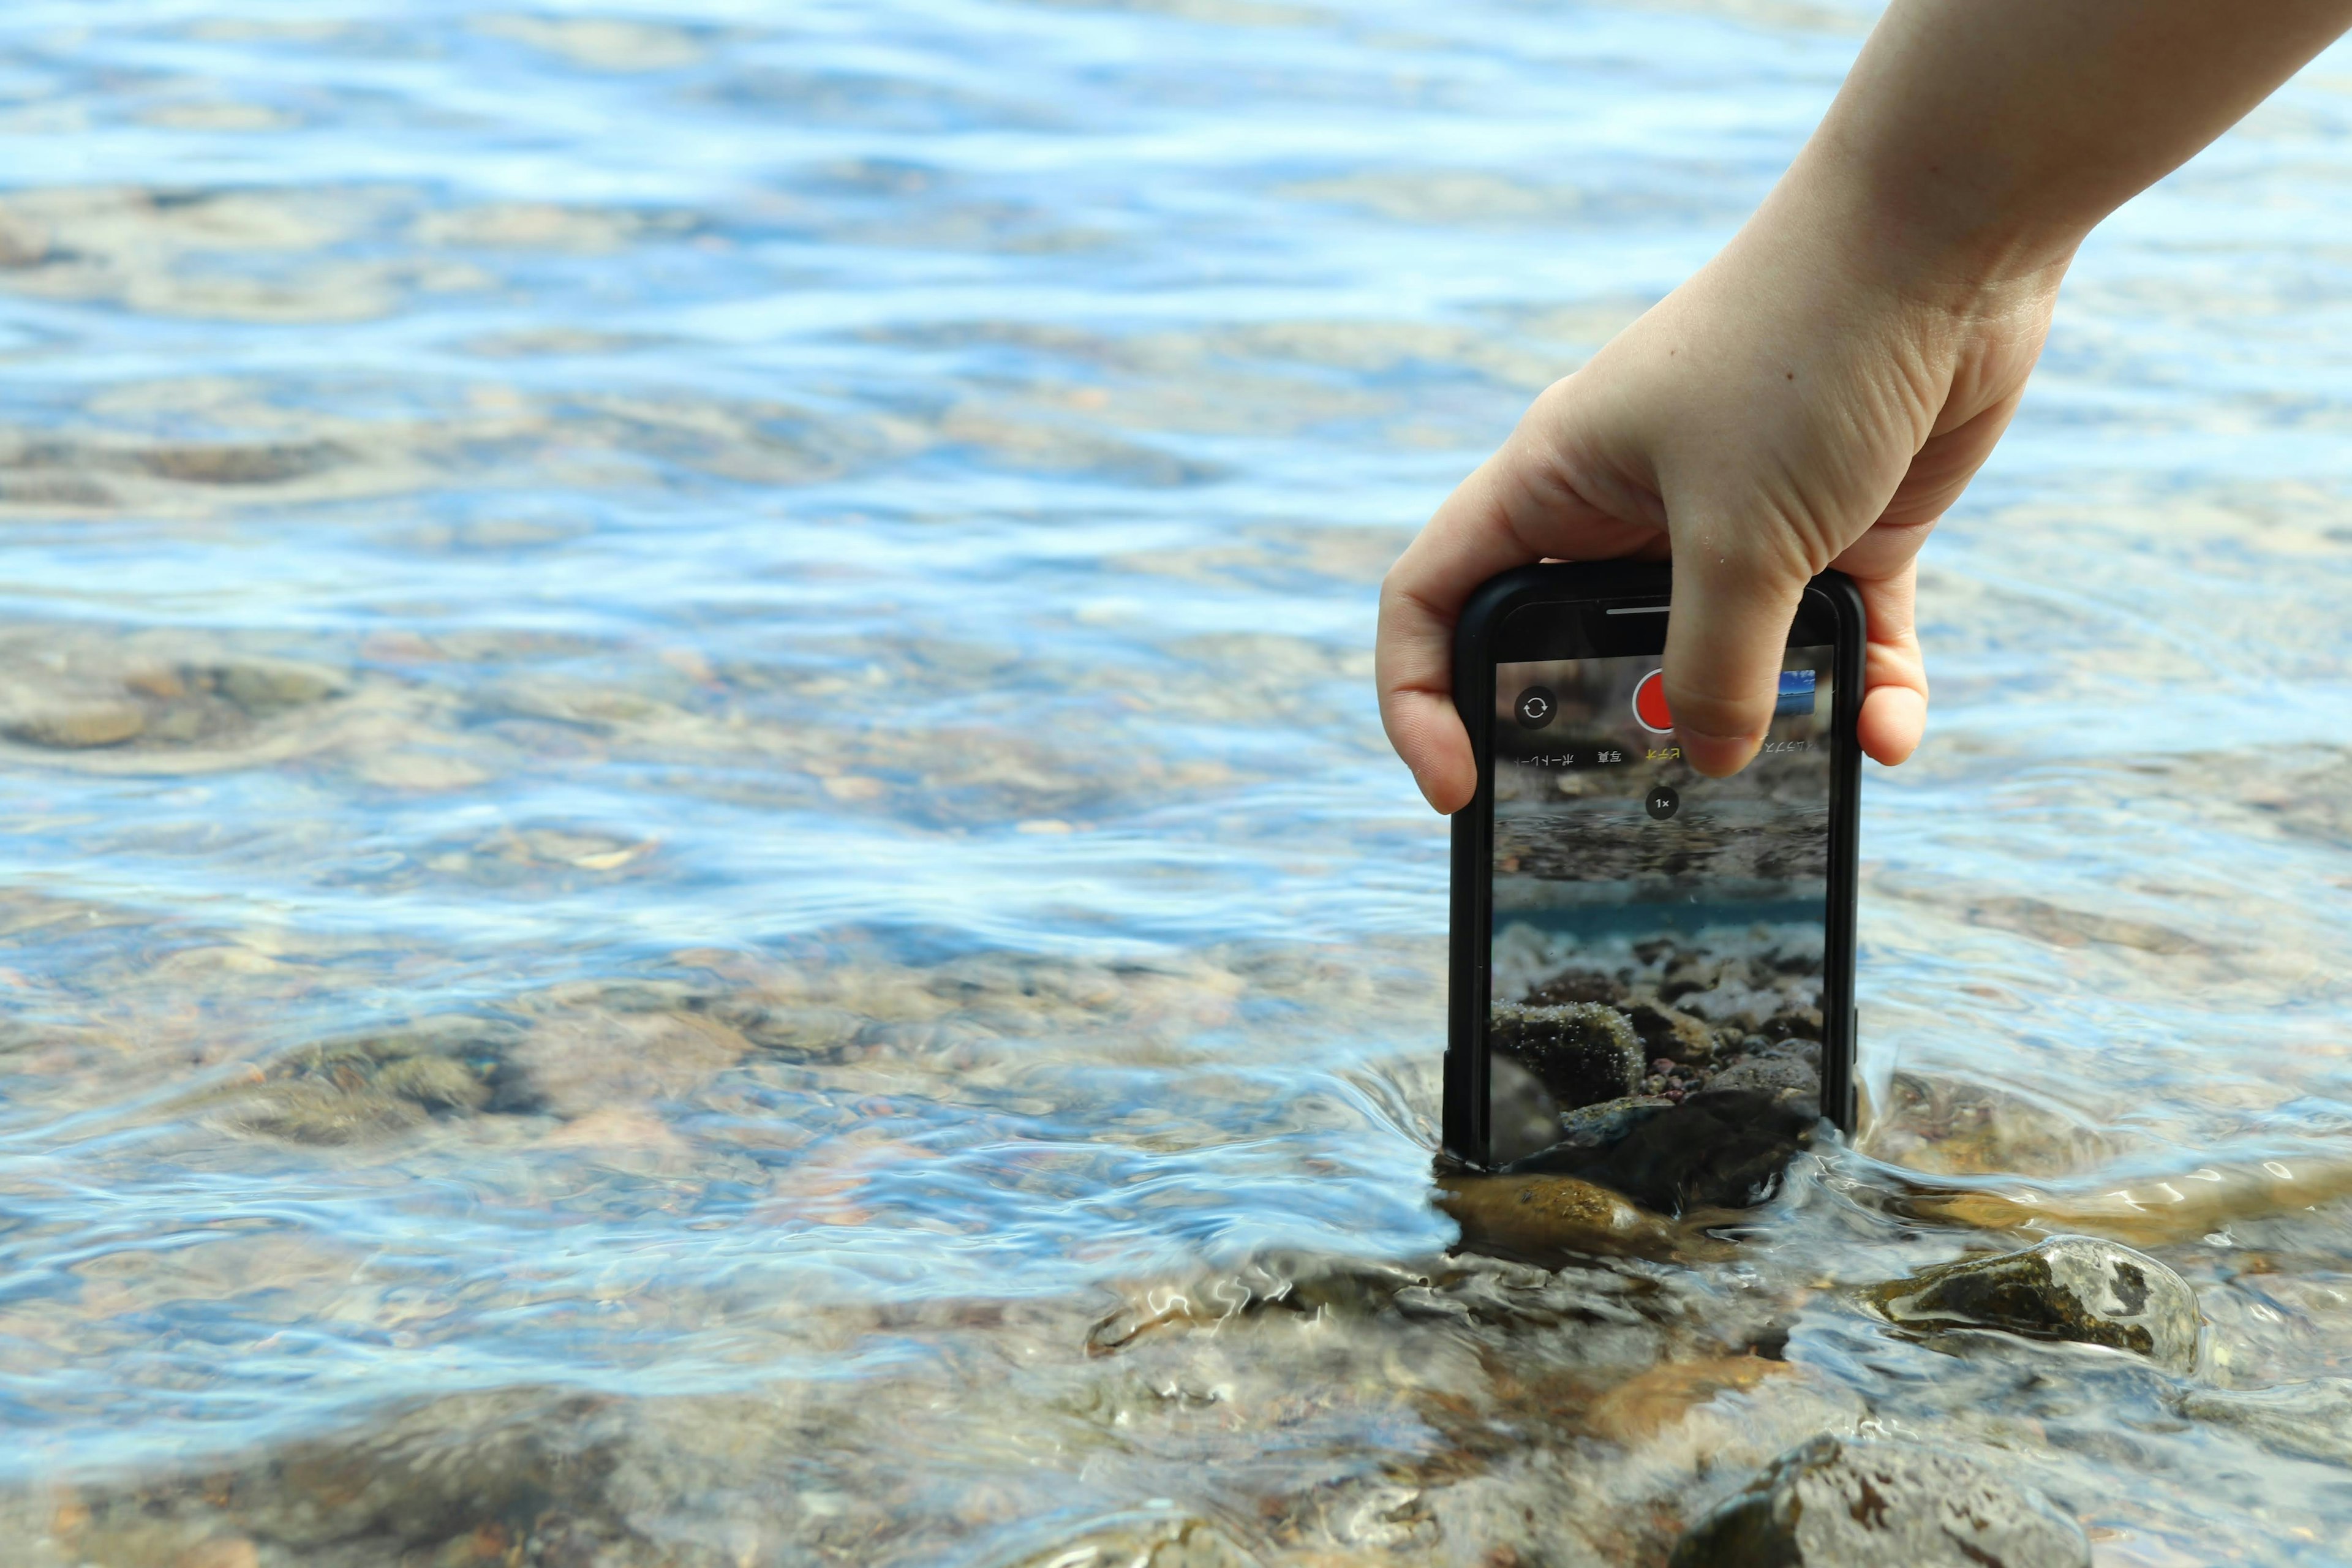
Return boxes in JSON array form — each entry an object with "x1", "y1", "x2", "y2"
[{"x1": 1445, "y1": 562, "x2": 1862, "y2": 1215}]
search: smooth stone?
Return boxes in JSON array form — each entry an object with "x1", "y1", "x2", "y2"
[
  {"x1": 1008, "y1": 1514, "x2": 1257, "y2": 1568},
  {"x1": 1670, "y1": 1436, "x2": 2087, "y2": 1568},
  {"x1": 1584, "y1": 1087, "x2": 1815, "y2": 1214},
  {"x1": 1624, "y1": 1001, "x2": 1715, "y2": 1064},
  {"x1": 1863, "y1": 1235, "x2": 2199, "y2": 1372},
  {"x1": 1706, "y1": 1050, "x2": 1820, "y2": 1104},
  {"x1": 2182, "y1": 1378, "x2": 2352, "y2": 1466},
  {"x1": 1435, "y1": 1171, "x2": 1679, "y2": 1261},
  {"x1": 1501, "y1": 1095, "x2": 1674, "y2": 1172},
  {"x1": 218, "y1": 660, "x2": 342, "y2": 711},
  {"x1": 5, "y1": 701, "x2": 146, "y2": 748},
  {"x1": 1488, "y1": 1001, "x2": 1643, "y2": 1109}
]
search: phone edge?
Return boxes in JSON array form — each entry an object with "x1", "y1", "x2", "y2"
[{"x1": 1444, "y1": 563, "x2": 1866, "y2": 1169}]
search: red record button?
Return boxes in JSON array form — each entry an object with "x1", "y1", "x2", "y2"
[{"x1": 1632, "y1": 669, "x2": 1673, "y2": 733}]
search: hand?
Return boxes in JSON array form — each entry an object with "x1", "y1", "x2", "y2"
[
  {"x1": 1377, "y1": 0, "x2": 2352, "y2": 813},
  {"x1": 1376, "y1": 172, "x2": 2065, "y2": 809}
]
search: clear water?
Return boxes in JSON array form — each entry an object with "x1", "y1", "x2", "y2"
[{"x1": 3, "y1": 2, "x2": 2351, "y2": 1564}]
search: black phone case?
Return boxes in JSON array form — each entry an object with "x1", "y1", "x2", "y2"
[{"x1": 1444, "y1": 562, "x2": 1864, "y2": 1167}]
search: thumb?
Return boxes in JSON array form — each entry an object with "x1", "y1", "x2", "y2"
[{"x1": 1661, "y1": 524, "x2": 1814, "y2": 777}]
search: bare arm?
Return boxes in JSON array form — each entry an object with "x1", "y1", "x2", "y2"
[{"x1": 1378, "y1": 0, "x2": 2352, "y2": 807}]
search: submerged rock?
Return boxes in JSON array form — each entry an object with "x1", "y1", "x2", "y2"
[
  {"x1": 1670, "y1": 1436, "x2": 2087, "y2": 1567},
  {"x1": 1489, "y1": 1001, "x2": 1643, "y2": 1109},
  {"x1": 1863, "y1": 1235, "x2": 2199, "y2": 1372},
  {"x1": 1005, "y1": 1513, "x2": 1257, "y2": 1568},
  {"x1": 2, "y1": 699, "x2": 146, "y2": 748},
  {"x1": 1705, "y1": 1048, "x2": 1819, "y2": 1109},
  {"x1": 1529, "y1": 1094, "x2": 1676, "y2": 1158},
  {"x1": 1435, "y1": 1171, "x2": 1681, "y2": 1261},
  {"x1": 1862, "y1": 1072, "x2": 2121, "y2": 1178},
  {"x1": 1581, "y1": 1087, "x2": 1816, "y2": 1214},
  {"x1": 1624, "y1": 1001, "x2": 1714, "y2": 1064},
  {"x1": 2182, "y1": 1378, "x2": 2352, "y2": 1467}
]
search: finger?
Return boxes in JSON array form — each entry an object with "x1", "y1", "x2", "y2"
[
  {"x1": 1829, "y1": 507, "x2": 1937, "y2": 766},
  {"x1": 1378, "y1": 382, "x2": 1664, "y2": 813},
  {"x1": 1659, "y1": 516, "x2": 1815, "y2": 777}
]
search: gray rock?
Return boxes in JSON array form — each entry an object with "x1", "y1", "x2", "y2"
[
  {"x1": 1706, "y1": 1051, "x2": 1820, "y2": 1104},
  {"x1": 1670, "y1": 1436, "x2": 2087, "y2": 1568},
  {"x1": 2182, "y1": 1378, "x2": 2352, "y2": 1466},
  {"x1": 1490, "y1": 1001, "x2": 1643, "y2": 1109},
  {"x1": 1556, "y1": 1093, "x2": 1676, "y2": 1148},
  {"x1": 1863, "y1": 1235, "x2": 2199, "y2": 1372}
]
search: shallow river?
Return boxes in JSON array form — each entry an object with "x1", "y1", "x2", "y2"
[{"x1": 4, "y1": 2, "x2": 2352, "y2": 1564}]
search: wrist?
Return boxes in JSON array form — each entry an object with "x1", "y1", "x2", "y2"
[{"x1": 1752, "y1": 135, "x2": 2077, "y2": 340}]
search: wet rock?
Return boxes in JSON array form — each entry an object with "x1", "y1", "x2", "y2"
[
  {"x1": 137, "y1": 440, "x2": 349, "y2": 486},
  {"x1": 1488, "y1": 1053, "x2": 1564, "y2": 1164},
  {"x1": 1625, "y1": 1001, "x2": 1715, "y2": 1064},
  {"x1": 176, "y1": 1539, "x2": 260, "y2": 1568},
  {"x1": 1501, "y1": 1095, "x2": 1673, "y2": 1171},
  {"x1": 699, "y1": 998, "x2": 867, "y2": 1057},
  {"x1": 1435, "y1": 1171, "x2": 1681, "y2": 1261},
  {"x1": 1670, "y1": 1436, "x2": 2087, "y2": 1567},
  {"x1": 1586, "y1": 1354, "x2": 1793, "y2": 1445},
  {"x1": 1523, "y1": 968, "x2": 1626, "y2": 1006},
  {"x1": 1863, "y1": 1235, "x2": 2199, "y2": 1371},
  {"x1": 1862, "y1": 1072, "x2": 2120, "y2": 1178},
  {"x1": 2182, "y1": 1378, "x2": 2352, "y2": 1466},
  {"x1": 237, "y1": 1081, "x2": 431, "y2": 1144},
  {"x1": 223, "y1": 1018, "x2": 512, "y2": 1142},
  {"x1": 1489, "y1": 1001, "x2": 1642, "y2": 1109},
  {"x1": 1582, "y1": 1087, "x2": 1815, "y2": 1213},
  {"x1": 1006, "y1": 1513, "x2": 1257, "y2": 1568},
  {"x1": 1706, "y1": 1047, "x2": 1819, "y2": 1109},
  {"x1": 215, "y1": 658, "x2": 342, "y2": 712},
  {"x1": 4, "y1": 700, "x2": 146, "y2": 747}
]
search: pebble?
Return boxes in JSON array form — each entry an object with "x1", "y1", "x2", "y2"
[
  {"x1": 1669, "y1": 1436, "x2": 2088, "y2": 1568},
  {"x1": 1434, "y1": 1172, "x2": 1680, "y2": 1261},
  {"x1": 1863, "y1": 1235, "x2": 2199, "y2": 1372},
  {"x1": 1487, "y1": 1001, "x2": 1643, "y2": 1108},
  {"x1": 4, "y1": 700, "x2": 146, "y2": 748},
  {"x1": 1580, "y1": 1086, "x2": 1815, "y2": 1213},
  {"x1": 1009, "y1": 1514, "x2": 1257, "y2": 1568}
]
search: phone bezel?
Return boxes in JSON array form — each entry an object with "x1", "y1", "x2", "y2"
[{"x1": 1445, "y1": 562, "x2": 1865, "y2": 1169}]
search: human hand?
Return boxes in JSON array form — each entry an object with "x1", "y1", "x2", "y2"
[
  {"x1": 1376, "y1": 172, "x2": 2065, "y2": 809},
  {"x1": 1376, "y1": 0, "x2": 2352, "y2": 813}
]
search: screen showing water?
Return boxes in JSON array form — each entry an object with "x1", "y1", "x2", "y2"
[{"x1": 1487, "y1": 649, "x2": 1831, "y2": 1205}]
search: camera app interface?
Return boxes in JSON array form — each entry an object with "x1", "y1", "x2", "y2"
[{"x1": 1487, "y1": 647, "x2": 1832, "y2": 1213}]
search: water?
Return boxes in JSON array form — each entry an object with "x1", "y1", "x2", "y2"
[{"x1": 2, "y1": 2, "x2": 2351, "y2": 1562}]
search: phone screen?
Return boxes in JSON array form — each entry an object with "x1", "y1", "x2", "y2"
[{"x1": 1485, "y1": 643, "x2": 1834, "y2": 1210}]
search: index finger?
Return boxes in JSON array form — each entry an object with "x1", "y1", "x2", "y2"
[{"x1": 1376, "y1": 396, "x2": 1664, "y2": 813}]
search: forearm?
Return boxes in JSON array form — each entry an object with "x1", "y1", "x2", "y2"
[{"x1": 1787, "y1": 0, "x2": 2352, "y2": 293}]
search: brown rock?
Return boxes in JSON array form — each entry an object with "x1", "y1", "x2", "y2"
[
  {"x1": 1863, "y1": 1235, "x2": 2199, "y2": 1371},
  {"x1": 1436, "y1": 1172, "x2": 1679, "y2": 1261},
  {"x1": 6, "y1": 701, "x2": 146, "y2": 748},
  {"x1": 176, "y1": 1538, "x2": 260, "y2": 1568}
]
